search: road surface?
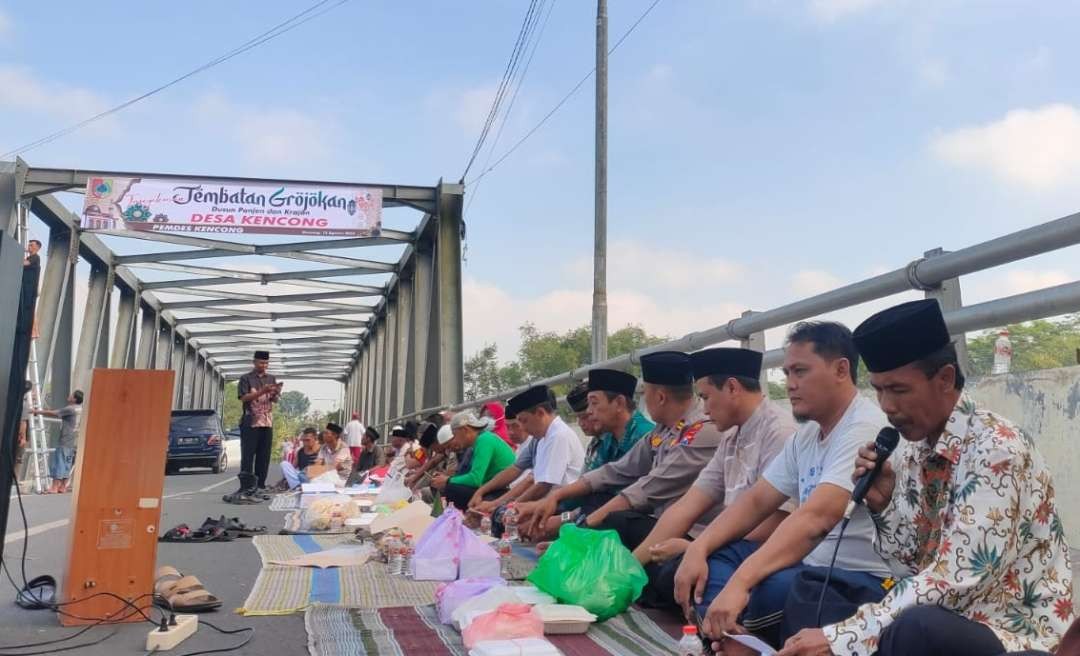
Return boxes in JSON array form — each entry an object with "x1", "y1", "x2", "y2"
[{"x1": 2, "y1": 467, "x2": 303, "y2": 656}]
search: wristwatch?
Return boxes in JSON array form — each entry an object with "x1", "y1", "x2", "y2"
[
  {"x1": 574, "y1": 513, "x2": 589, "y2": 528},
  {"x1": 560, "y1": 511, "x2": 573, "y2": 524}
]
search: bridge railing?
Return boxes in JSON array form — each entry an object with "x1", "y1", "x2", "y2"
[{"x1": 372, "y1": 209, "x2": 1080, "y2": 434}]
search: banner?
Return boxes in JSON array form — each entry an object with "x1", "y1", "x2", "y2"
[{"x1": 81, "y1": 176, "x2": 382, "y2": 237}]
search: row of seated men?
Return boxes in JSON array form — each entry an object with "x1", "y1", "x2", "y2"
[{"x1": 394, "y1": 298, "x2": 1077, "y2": 656}]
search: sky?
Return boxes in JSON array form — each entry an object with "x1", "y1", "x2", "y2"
[{"x1": 4, "y1": 0, "x2": 1080, "y2": 411}]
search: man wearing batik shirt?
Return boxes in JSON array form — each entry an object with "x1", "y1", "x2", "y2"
[
  {"x1": 780, "y1": 299, "x2": 1074, "y2": 656},
  {"x1": 227, "y1": 350, "x2": 282, "y2": 503}
]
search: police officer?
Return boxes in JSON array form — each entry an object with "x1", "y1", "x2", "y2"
[{"x1": 524, "y1": 351, "x2": 722, "y2": 550}]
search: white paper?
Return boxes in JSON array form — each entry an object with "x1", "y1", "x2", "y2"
[
  {"x1": 301, "y1": 482, "x2": 336, "y2": 494},
  {"x1": 724, "y1": 632, "x2": 776, "y2": 655},
  {"x1": 345, "y1": 513, "x2": 379, "y2": 527}
]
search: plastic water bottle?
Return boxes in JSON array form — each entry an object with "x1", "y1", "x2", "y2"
[
  {"x1": 479, "y1": 513, "x2": 492, "y2": 537},
  {"x1": 496, "y1": 539, "x2": 513, "y2": 578},
  {"x1": 387, "y1": 537, "x2": 403, "y2": 576},
  {"x1": 992, "y1": 329, "x2": 1013, "y2": 374},
  {"x1": 678, "y1": 626, "x2": 704, "y2": 656},
  {"x1": 402, "y1": 533, "x2": 414, "y2": 578},
  {"x1": 503, "y1": 504, "x2": 519, "y2": 542}
]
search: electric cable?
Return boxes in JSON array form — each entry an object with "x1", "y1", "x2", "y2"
[
  {"x1": 1, "y1": 0, "x2": 348, "y2": 158},
  {"x1": 467, "y1": 0, "x2": 664, "y2": 186}
]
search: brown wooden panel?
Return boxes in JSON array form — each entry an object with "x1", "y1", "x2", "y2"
[{"x1": 60, "y1": 369, "x2": 174, "y2": 626}]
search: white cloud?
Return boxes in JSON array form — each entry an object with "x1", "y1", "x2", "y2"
[
  {"x1": 193, "y1": 93, "x2": 334, "y2": 165},
  {"x1": 999, "y1": 270, "x2": 1072, "y2": 296},
  {"x1": 917, "y1": 59, "x2": 948, "y2": 88},
  {"x1": 808, "y1": 0, "x2": 887, "y2": 22},
  {"x1": 791, "y1": 269, "x2": 843, "y2": 297},
  {"x1": 454, "y1": 85, "x2": 497, "y2": 135},
  {"x1": 930, "y1": 104, "x2": 1080, "y2": 191},
  {"x1": 464, "y1": 239, "x2": 750, "y2": 360},
  {"x1": 0, "y1": 65, "x2": 110, "y2": 122}
]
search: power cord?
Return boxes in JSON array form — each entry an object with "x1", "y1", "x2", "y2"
[
  {"x1": 814, "y1": 516, "x2": 851, "y2": 626},
  {"x1": 2, "y1": 458, "x2": 253, "y2": 655}
]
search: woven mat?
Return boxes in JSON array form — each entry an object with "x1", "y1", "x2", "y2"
[
  {"x1": 305, "y1": 604, "x2": 683, "y2": 656},
  {"x1": 269, "y1": 492, "x2": 301, "y2": 512},
  {"x1": 239, "y1": 535, "x2": 439, "y2": 616}
]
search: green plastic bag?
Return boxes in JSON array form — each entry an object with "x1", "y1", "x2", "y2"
[{"x1": 526, "y1": 524, "x2": 648, "y2": 621}]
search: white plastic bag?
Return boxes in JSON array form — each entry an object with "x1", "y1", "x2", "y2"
[
  {"x1": 374, "y1": 472, "x2": 412, "y2": 505},
  {"x1": 452, "y1": 586, "x2": 524, "y2": 630}
]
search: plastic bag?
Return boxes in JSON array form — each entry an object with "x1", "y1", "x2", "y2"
[
  {"x1": 526, "y1": 524, "x2": 648, "y2": 621},
  {"x1": 435, "y1": 577, "x2": 505, "y2": 625},
  {"x1": 452, "y1": 586, "x2": 524, "y2": 630},
  {"x1": 300, "y1": 494, "x2": 359, "y2": 531},
  {"x1": 462, "y1": 603, "x2": 544, "y2": 649},
  {"x1": 458, "y1": 526, "x2": 500, "y2": 579},
  {"x1": 374, "y1": 472, "x2": 412, "y2": 505},
  {"x1": 412, "y1": 507, "x2": 463, "y2": 581}
]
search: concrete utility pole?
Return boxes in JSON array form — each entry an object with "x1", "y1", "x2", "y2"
[{"x1": 591, "y1": 0, "x2": 609, "y2": 363}]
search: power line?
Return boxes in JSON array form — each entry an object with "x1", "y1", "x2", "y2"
[
  {"x1": 1, "y1": 0, "x2": 348, "y2": 159},
  {"x1": 467, "y1": 0, "x2": 664, "y2": 187},
  {"x1": 466, "y1": 0, "x2": 558, "y2": 215},
  {"x1": 460, "y1": 0, "x2": 544, "y2": 182}
]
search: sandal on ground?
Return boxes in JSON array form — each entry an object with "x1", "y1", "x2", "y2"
[
  {"x1": 209, "y1": 516, "x2": 266, "y2": 538},
  {"x1": 222, "y1": 492, "x2": 261, "y2": 505},
  {"x1": 153, "y1": 566, "x2": 222, "y2": 612}
]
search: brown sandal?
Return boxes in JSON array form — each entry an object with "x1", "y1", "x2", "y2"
[{"x1": 153, "y1": 566, "x2": 222, "y2": 612}]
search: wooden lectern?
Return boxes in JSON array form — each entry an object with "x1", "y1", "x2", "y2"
[{"x1": 60, "y1": 369, "x2": 174, "y2": 626}]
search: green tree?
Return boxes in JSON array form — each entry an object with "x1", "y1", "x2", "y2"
[
  {"x1": 966, "y1": 317, "x2": 1080, "y2": 376},
  {"x1": 222, "y1": 382, "x2": 241, "y2": 430},
  {"x1": 515, "y1": 322, "x2": 669, "y2": 382},
  {"x1": 767, "y1": 381, "x2": 787, "y2": 400},
  {"x1": 464, "y1": 344, "x2": 530, "y2": 400},
  {"x1": 278, "y1": 390, "x2": 310, "y2": 419}
]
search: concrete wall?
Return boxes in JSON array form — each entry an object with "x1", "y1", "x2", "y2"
[{"x1": 966, "y1": 366, "x2": 1080, "y2": 546}]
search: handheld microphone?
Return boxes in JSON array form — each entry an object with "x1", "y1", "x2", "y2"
[{"x1": 844, "y1": 426, "x2": 900, "y2": 519}]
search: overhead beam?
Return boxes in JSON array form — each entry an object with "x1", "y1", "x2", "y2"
[
  {"x1": 112, "y1": 230, "x2": 415, "y2": 264},
  {"x1": 160, "y1": 289, "x2": 378, "y2": 310},
  {"x1": 174, "y1": 313, "x2": 366, "y2": 328},
  {"x1": 23, "y1": 167, "x2": 439, "y2": 211}
]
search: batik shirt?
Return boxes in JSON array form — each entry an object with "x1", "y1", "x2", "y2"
[
  {"x1": 238, "y1": 370, "x2": 277, "y2": 429},
  {"x1": 825, "y1": 394, "x2": 1074, "y2": 655}
]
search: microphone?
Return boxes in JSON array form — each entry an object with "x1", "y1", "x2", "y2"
[{"x1": 844, "y1": 426, "x2": 900, "y2": 519}]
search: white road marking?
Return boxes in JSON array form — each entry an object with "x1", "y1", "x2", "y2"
[
  {"x1": 5, "y1": 478, "x2": 236, "y2": 543},
  {"x1": 4, "y1": 519, "x2": 69, "y2": 545}
]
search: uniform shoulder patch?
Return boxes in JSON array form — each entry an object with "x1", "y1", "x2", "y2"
[{"x1": 677, "y1": 421, "x2": 705, "y2": 446}]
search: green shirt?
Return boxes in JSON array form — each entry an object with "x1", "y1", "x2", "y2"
[
  {"x1": 585, "y1": 410, "x2": 654, "y2": 472},
  {"x1": 449, "y1": 430, "x2": 516, "y2": 488}
]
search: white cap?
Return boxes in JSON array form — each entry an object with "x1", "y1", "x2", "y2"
[
  {"x1": 436, "y1": 425, "x2": 454, "y2": 445},
  {"x1": 450, "y1": 411, "x2": 488, "y2": 431}
]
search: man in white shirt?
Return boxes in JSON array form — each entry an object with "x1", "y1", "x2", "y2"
[
  {"x1": 344, "y1": 411, "x2": 365, "y2": 463},
  {"x1": 674, "y1": 321, "x2": 892, "y2": 651},
  {"x1": 502, "y1": 385, "x2": 586, "y2": 510}
]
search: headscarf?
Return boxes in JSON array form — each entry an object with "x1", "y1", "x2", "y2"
[{"x1": 482, "y1": 401, "x2": 513, "y2": 449}]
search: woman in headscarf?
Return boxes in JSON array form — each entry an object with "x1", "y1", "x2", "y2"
[{"x1": 479, "y1": 401, "x2": 514, "y2": 450}]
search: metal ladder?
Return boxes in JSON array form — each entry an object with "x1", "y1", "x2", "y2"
[{"x1": 14, "y1": 202, "x2": 51, "y2": 494}]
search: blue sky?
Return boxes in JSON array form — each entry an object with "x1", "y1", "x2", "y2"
[{"x1": 4, "y1": 1, "x2": 1080, "y2": 409}]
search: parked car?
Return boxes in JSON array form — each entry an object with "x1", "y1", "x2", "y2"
[
  {"x1": 166, "y1": 410, "x2": 226, "y2": 474},
  {"x1": 223, "y1": 428, "x2": 242, "y2": 472}
]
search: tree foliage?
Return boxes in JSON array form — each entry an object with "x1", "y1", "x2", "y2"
[
  {"x1": 278, "y1": 390, "x2": 311, "y2": 419},
  {"x1": 966, "y1": 317, "x2": 1080, "y2": 376},
  {"x1": 464, "y1": 323, "x2": 669, "y2": 400}
]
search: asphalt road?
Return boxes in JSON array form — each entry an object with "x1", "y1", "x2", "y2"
[{"x1": 1, "y1": 466, "x2": 300, "y2": 656}]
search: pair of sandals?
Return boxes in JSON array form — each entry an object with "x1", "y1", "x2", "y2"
[
  {"x1": 222, "y1": 488, "x2": 270, "y2": 504},
  {"x1": 154, "y1": 566, "x2": 221, "y2": 612},
  {"x1": 159, "y1": 516, "x2": 266, "y2": 542}
]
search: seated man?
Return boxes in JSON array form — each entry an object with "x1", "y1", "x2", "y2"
[
  {"x1": 583, "y1": 370, "x2": 653, "y2": 473},
  {"x1": 406, "y1": 416, "x2": 459, "y2": 489},
  {"x1": 432, "y1": 411, "x2": 516, "y2": 510},
  {"x1": 346, "y1": 426, "x2": 386, "y2": 486},
  {"x1": 673, "y1": 322, "x2": 892, "y2": 650},
  {"x1": 780, "y1": 300, "x2": 1074, "y2": 656},
  {"x1": 470, "y1": 386, "x2": 586, "y2": 535},
  {"x1": 318, "y1": 422, "x2": 353, "y2": 480},
  {"x1": 634, "y1": 347, "x2": 795, "y2": 609},
  {"x1": 279, "y1": 426, "x2": 323, "y2": 489},
  {"x1": 469, "y1": 401, "x2": 538, "y2": 517},
  {"x1": 387, "y1": 424, "x2": 417, "y2": 477},
  {"x1": 523, "y1": 352, "x2": 722, "y2": 550}
]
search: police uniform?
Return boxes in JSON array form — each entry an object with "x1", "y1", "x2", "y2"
[{"x1": 581, "y1": 352, "x2": 722, "y2": 549}]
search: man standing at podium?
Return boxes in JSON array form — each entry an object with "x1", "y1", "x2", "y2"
[{"x1": 226, "y1": 350, "x2": 282, "y2": 504}]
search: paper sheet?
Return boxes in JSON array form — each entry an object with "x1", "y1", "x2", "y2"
[
  {"x1": 368, "y1": 500, "x2": 434, "y2": 536},
  {"x1": 724, "y1": 632, "x2": 777, "y2": 655},
  {"x1": 267, "y1": 544, "x2": 375, "y2": 569},
  {"x1": 301, "y1": 482, "x2": 336, "y2": 494}
]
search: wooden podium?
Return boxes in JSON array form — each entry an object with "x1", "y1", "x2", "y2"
[{"x1": 60, "y1": 369, "x2": 174, "y2": 626}]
